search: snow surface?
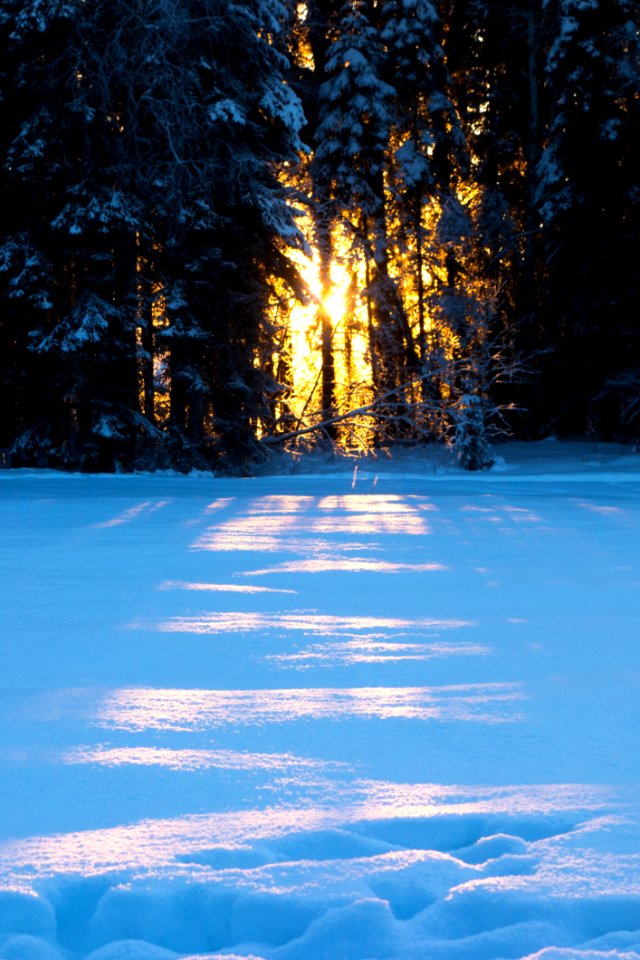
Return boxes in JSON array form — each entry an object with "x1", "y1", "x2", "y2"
[{"x1": 1, "y1": 440, "x2": 640, "y2": 960}]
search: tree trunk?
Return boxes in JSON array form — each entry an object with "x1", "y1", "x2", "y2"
[{"x1": 316, "y1": 206, "x2": 336, "y2": 438}]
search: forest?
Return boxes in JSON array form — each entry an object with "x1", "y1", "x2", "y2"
[{"x1": 0, "y1": 0, "x2": 638, "y2": 473}]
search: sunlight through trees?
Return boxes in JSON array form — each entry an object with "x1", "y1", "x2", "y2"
[{"x1": 0, "y1": 0, "x2": 638, "y2": 471}]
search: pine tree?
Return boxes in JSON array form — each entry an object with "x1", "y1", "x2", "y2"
[
  {"x1": 0, "y1": 0, "x2": 306, "y2": 471},
  {"x1": 152, "y1": 0, "x2": 306, "y2": 469},
  {"x1": 380, "y1": 0, "x2": 470, "y2": 439},
  {"x1": 441, "y1": 0, "x2": 546, "y2": 438},
  {"x1": 290, "y1": 0, "x2": 341, "y2": 435},
  {"x1": 1, "y1": 1, "x2": 157, "y2": 468},
  {"x1": 536, "y1": 0, "x2": 640, "y2": 436},
  {"x1": 313, "y1": 0, "x2": 418, "y2": 426}
]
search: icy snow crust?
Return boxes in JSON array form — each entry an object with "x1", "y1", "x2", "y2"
[{"x1": 1, "y1": 441, "x2": 640, "y2": 960}]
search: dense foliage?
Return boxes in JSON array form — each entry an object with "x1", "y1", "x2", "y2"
[{"x1": 1, "y1": 0, "x2": 638, "y2": 471}]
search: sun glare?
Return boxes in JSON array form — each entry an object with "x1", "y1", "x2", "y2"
[
  {"x1": 288, "y1": 248, "x2": 347, "y2": 372},
  {"x1": 285, "y1": 241, "x2": 371, "y2": 439}
]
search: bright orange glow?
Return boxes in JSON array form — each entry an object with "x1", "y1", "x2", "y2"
[{"x1": 283, "y1": 233, "x2": 372, "y2": 448}]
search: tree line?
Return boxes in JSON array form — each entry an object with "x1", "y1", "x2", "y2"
[{"x1": 1, "y1": 0, "x2": 638, "y2": 472}]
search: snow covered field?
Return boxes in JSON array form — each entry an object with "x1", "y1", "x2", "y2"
[{"x1": 1, "y1": 441, "x2": 640, "y2": 960}]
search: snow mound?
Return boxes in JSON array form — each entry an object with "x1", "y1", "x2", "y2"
[{"x1": 1, "y1": 800, "x2": 639, "y2": 959}]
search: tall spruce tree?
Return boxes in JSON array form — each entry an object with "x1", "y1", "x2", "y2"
[
  {"x1": 442, "y1": 0, "x2": 547, "y2": 438},
  {"x1": 537, "y1": 0, "x2": 640, "y2": 436},
  {"x1": 381, "y1": 0, "x2": 470, "y2": 440},
  {"x1": 313, "y1": 0, "x2": 418, "y2": 424},
  {"x1": 0, "y1": 0, "x2": 306, "y2": 470},
  {"x1": 143, "y1": 0, "x2": 306, "y2": 469},
  {"x1": 290, "y1": 0, "x2": 341, "y2": 435}
]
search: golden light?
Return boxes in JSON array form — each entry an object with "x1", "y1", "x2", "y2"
[
  {"x1": 283, "y1": 237, "x2": 373, "y2": 447},
  {"x1": 267, "y1": 171, "x2": 481, "y2": 452},
  {"x1": 287, "y1": 246, "x2": 349, "y2": 371}
]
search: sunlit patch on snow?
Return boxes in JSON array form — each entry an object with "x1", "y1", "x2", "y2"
[
  {"x1": 194, "y1": 514, "x2": 426, "y2": 547},
  {"x1": 192, "y1": 514, "x2": 299, "y2": 552},
  {"x1": 461, "y1": 504, "x2": 542, "y2": 524},
  {"x1": 92, "y1": 500, "x2": 170, "y2": 528},
  {"x1": 184, "y1": 497, "x2": 236, "y2": 527},
  {"x1": 93, "y1": 683, "x2": 525, "y2": 732},
  {"x1": 318, "y1": 494, "x2": 431, "y2": 513},
  {"x1": 309, "y1": 512, "x2": 429, "y2": 534},
  {"x1": 314, "y1": 494, "x2": 433, "y2": 533},
  {"x1": 158, "y1": 580, "x2": 297, "y2": 595},
  {"x1": 574, "y1": 500, "x2": 625, "y2": 517},
  {"x1": 63, "y1": 745, "x2": 339, "y2": 772},
  {"x1": 241, "y1": 558, "x2": 448, "y2": 575},
  {"x1": 502, "y1": 505, "x2": 543, "y2": 522},
  {"x1": 154, "y1": 612, "x2": 472, "y2": 638},
  {"x1": 245, "y1": 495, "x2": 316, "y2": 514},
  {"x1": 266, "y1": 640, "x2": 491, "y2": 668},
  {"x1": 354, "y1": 781, "x2": 615, "y2": 820},
  {"x1": 192, "y1": 529, "x2": 360, "y2": 556},
  {"x1": 204, "y1": 497, "x2": 235, "y2": 513},
  {"x1": 0, "y1": 781, "x2": 615, "y2": 888},
  {"x1": 192, "y1": 493, "x2": 436, "y2": 551}
]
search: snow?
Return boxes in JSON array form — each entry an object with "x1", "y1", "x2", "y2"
[{"x1": 1, "y1": 440, "x2": 640, "y2": 960}]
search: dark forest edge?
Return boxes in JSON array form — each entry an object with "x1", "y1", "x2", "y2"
[{"x1": 1, "y1": 0, "x2": 638, "y2": 474}]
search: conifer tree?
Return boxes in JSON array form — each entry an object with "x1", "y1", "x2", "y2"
[
  {"x1": 0, "y1": 1, "x2": 144, "y2": 469},
  {"x1": 381, "y1": 0, "x2": 469, "y2": 437},
  {"x1": 313, "y1": 0, "x2": 417, "y2": 424},
  {"x1": 537, "y1": 0, "x2": 640, "y2": 435},
  {"x1": 0, "y1": 0, "x2": 306, "y2": 470}
]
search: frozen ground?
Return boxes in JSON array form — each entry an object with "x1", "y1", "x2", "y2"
[{"x1": 1, "y1": 440, "x2": 639, "y2": 960}]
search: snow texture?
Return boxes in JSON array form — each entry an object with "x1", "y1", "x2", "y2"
[{"x1": 1, "y1": 441, "x2": 640, "y2": 959}]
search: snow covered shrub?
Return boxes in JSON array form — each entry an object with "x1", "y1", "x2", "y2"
[{"x1": 453, "y1": 393, "x2": 495, "y2": 470}]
